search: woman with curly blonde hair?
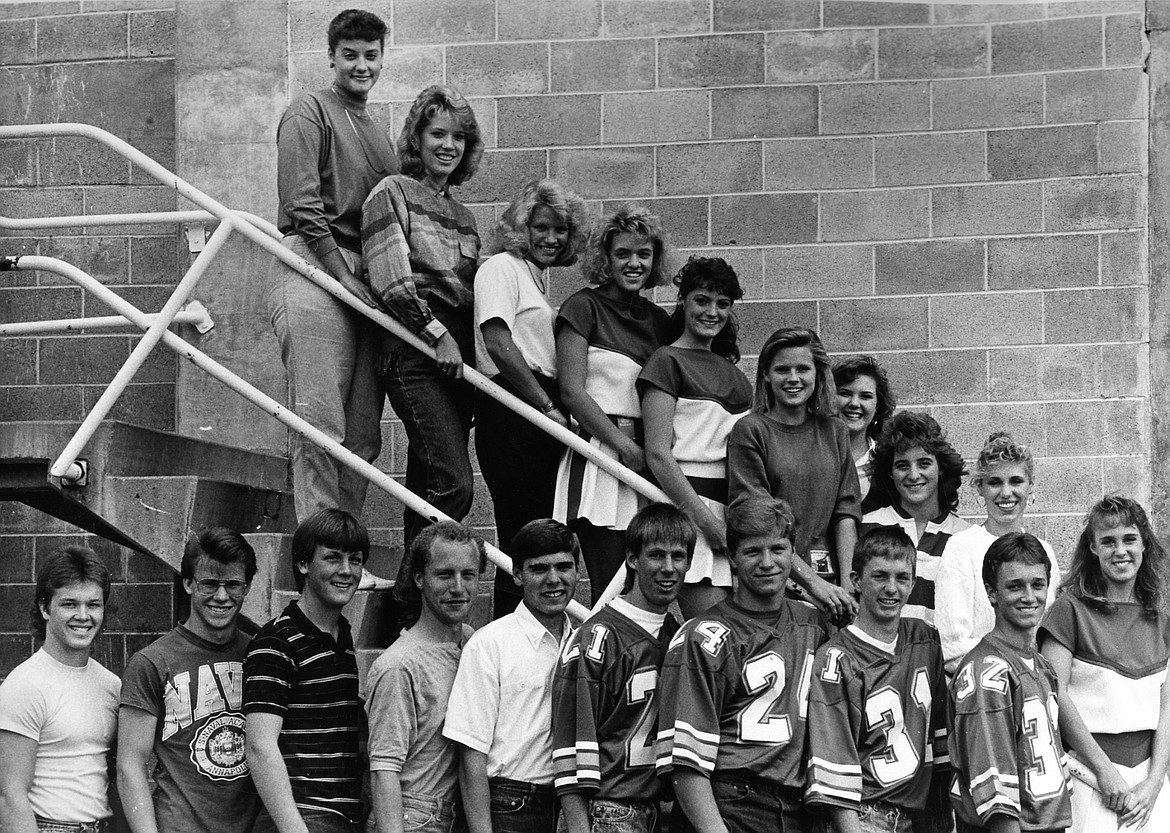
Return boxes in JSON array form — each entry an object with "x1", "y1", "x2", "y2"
[
  {"x1": 935, "y1": 432, "x2": 1061, "y2": 674},
  {"x1": 474, "y1": 178, "x2": 590, "y2": 616},
  {"x1": 553, "y1": 204, "x2": 673, "y2": 604},
  {"x1": 362, "y1": 85, "x2": 483, "y2": 550}
]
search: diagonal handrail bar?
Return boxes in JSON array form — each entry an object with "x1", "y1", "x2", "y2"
[
  {"x1": 0, "y1": 122, "x2": 667, "y2": 609},
  {"x1": 7, "y1": 255, "x2": 593, "y2": 623},
  {"x1": 48, "y1": 219, "x2": 235, "y2": 479}
]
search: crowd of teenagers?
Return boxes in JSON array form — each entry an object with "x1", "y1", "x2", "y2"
[
  {"x1": 1, "y1": 497, "x2": 1168, "y2": 833},
  {"x1": 1, "y1": 8, "x2": 1168, "y2": 833}
]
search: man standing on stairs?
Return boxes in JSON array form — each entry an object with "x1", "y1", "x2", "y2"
[
  {"x1": 117, "y1": 527, "x2": 260, "y2": 833},
  {"x1": 270, "y1": 8, "x2": 397, "y2": 523},
  {"x1": 244, "y1": 509, "x2": 370, "y2": 833}
]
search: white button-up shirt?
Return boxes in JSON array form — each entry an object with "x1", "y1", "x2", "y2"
[{"x1": 443, "y1": 601, "x2": 572, "y2": 782}]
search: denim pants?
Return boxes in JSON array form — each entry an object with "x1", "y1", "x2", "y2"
[
  {"x1": 269, "y1": 235, "x2": 384, "y2": 522},
  {"x1": 857, "y1": 802, "x2": 914, "y2": 833},
  {"x1": 590, "y1": 798, "x2": 659, "y2": 833},
  {"x1": 380, "y1": 309, "x2": 475, "y2": 550},
  {"x1": 711, "y1": 776, "x2": 807, "y2": 833},
  {"x1": 254, "y1": 806, "x2": 359, "y2": 833},
  {"x1": 488, "y1": 778, "x2": 558, "y2": 833},
  {"x1": 388, "y1": 790, "x2": 460, "y2": 833}
]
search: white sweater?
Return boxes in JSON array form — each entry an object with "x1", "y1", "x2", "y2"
[{"x1": 935, "y1": 524, "x2": 1061, "y2": 676}]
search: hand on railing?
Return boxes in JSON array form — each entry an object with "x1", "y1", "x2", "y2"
[
  {"x1": 433, "y1": 332, "x2": 464, "y2": 378},
  {"x1": 338, "y1": 272, "x2": 381, "y2": 309}
]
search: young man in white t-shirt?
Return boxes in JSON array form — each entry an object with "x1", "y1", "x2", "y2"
[{"x1": 0, "y1": 547, "x2": 121, "y2": 833}]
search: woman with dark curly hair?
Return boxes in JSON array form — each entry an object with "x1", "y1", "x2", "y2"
[
  {"x1": 1039, "y1": 496, "x2": 1170, "y2": 833},
  {"x1": 861, "y1": 410, "x2": 970, "y2": 625},
  {"x1": 637, "y1": 257, "x2": 752, "y2": 618},
  {"x1": 474, "y1": 178, "x2": 589, "y2": 616},
  {"x1": 727, "y1": 327, "x2": 859, "y2": 620},
  {"x1": 362, "y1": 84, "x2": 483, "y2": 549},
  {"x1": 833, "y1": 355, "x2": 895, "y2": 509},
  {"x1": 552, "y1": 204, "x2": 673, "y2": 604}
]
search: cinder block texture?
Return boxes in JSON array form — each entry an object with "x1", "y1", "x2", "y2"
[
  {"x1": 877, "y1": 26, "x2": 988, "y2": 80},
  {"x1": 991, "y1": 17, "x2": 1103, "y2": 74},
  {"x1": 765, "y1": 29, "x2": 875, "y2": 83},
  {"x1": 552, "y1": 39, "x2": 654, "y2": 92},
  {"x1": 711, "y1": 86, "x2": 818, "y2": 139},
  {"x1": 659, "y1": 34, "x2": 765, "y2": 88},
  {"x1": 821, "y1": 82, "x2": 930, "y2": 134}
]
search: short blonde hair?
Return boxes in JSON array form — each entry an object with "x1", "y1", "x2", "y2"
[{"x1": 582, "y1": 203, "x2": 671, "y2": 289}]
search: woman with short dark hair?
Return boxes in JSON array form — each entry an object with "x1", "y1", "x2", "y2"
[{"x1": 832, "y1": 354, "x2": 895, "y2": 509}]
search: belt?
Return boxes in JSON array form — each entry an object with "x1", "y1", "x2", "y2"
[{"x1": 35, "y1": 818, "x2": 110, "y2": 833}]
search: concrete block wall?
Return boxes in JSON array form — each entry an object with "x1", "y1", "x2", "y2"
[
  {"x1": 0, "y1": 0, "x2": 1160, "y2": 672},
  {"x1": 0, "y1": 0, "x2": 180, "y2": 676},
  {"x1": 286, "y1": 0, "x2": 1152, "y2": 560}
]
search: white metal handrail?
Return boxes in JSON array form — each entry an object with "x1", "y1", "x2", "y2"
[
  {"x1": 4, "y1": 254, "x2": 594, "y2": 622},
  {"x1": 0, "y1": 122, "x2": 670, "y2": 610},
  {"x1": 0, "y1": 303, "x2": 213, "y2": 336}
]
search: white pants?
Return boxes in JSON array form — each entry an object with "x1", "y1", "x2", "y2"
[{"x1": 1070, "y1": 757, "x2": 1170, "y2": 833}]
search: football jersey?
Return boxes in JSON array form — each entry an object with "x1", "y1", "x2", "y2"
[
  {"x1": 806, "y1": 619, "x2": 949, "y2": 812},
  {"x1": 948, "y1": 634, "x2": 1072, "y2": 831},
  {"x1": 552, "y1": 604, "x2": 679, "y2": 800},
  {"x1": 656, "y1": 597, "x2": 828, "y2": 787},
  {"x1": 860, "y1": 506, "x2": 970, "y2": 626}
]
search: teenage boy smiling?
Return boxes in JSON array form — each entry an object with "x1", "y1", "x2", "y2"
[
  {"x1": 445, "y1": 519, "x2": 581, "y2": 833},
  {"x1": 948, "y1": 532, "x2": 1072, "y2": 833},
  {"x1": 806, "y1": 527, "x2": 949, "y2": 833},
  {"x1": 0, "y1": 548, "x2": 120, "y2": 833},
  {"x1": 552, "y1": 503, "x2": 696, "y2": 833},
  {"x1": 658, "y1": 497, "x2": 829, "y2": 833},
  {"x1": 244, "y1": 509, "x2": 369, "y2": 833},
  {"x1": 119, "y1": 528, "x2": 261, "y2": 833},
  {"x1": 366, "y1": 521, "x2": 486, "y2": 833}
]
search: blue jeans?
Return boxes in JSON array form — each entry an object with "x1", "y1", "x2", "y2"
[
  {"x1": 711, "y1": 776, "x2": 807, "y2": 833},
  {"x1": 269, "y1": 235, "x2": 384, "y2": 522},
  {"x1": 254, "y1": 806, "x2": 359, "y2": 833},
  {"x1": 590, "y1": 798, "x2": 658, "y2": 833},
  {"x1": 395, "y1": 791, "x2": 460, "y2": 833},
  {"x1": 379, "y1": 308, "x2": 475, "y2": 550},
  {"x1": 488, "y1": 778, "x2": 558, "y2": 833}
]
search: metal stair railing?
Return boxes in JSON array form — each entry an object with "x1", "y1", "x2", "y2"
[{"x1": 0, "y1": 122, "x2": 673, "y2": 618}]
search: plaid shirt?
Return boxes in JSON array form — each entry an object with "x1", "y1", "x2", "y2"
[{"x1": 361, "y1": 174, "x2": 479, "y2": 341}]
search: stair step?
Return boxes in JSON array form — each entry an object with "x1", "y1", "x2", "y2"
[
  {"x1": 0, "y1": 421, "x2": 287, "y2": 490},
  {"x1": 105, "y1": 475, "x2": 290, "y2": 571}
]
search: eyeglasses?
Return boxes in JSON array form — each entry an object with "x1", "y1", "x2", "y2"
[{"x1": 193, "y1": 578, "x2": 249, "y2": 596}]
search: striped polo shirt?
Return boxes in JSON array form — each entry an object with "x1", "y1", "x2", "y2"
[
  {"x1": 860, "y1": 504, "x2": 971, "y2": 626},
  {"x1": 243, "y1": 601, "x2": 362, "y2": 823}
]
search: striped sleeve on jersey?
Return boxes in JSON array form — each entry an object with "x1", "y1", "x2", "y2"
[
  {"x1": 656, "y1": 621, "x2": 726, "y2": 776},
  {"x1": 806, "y1": 644, "x2": 863, "y2": 809},
  {"x1": 552, "y1": 620, "x2": 609, "y2": 794}
]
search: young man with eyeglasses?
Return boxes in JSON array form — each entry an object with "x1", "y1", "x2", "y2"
[{"x1": 117, "y1": 527, "x2": 260, "y2": 833}]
